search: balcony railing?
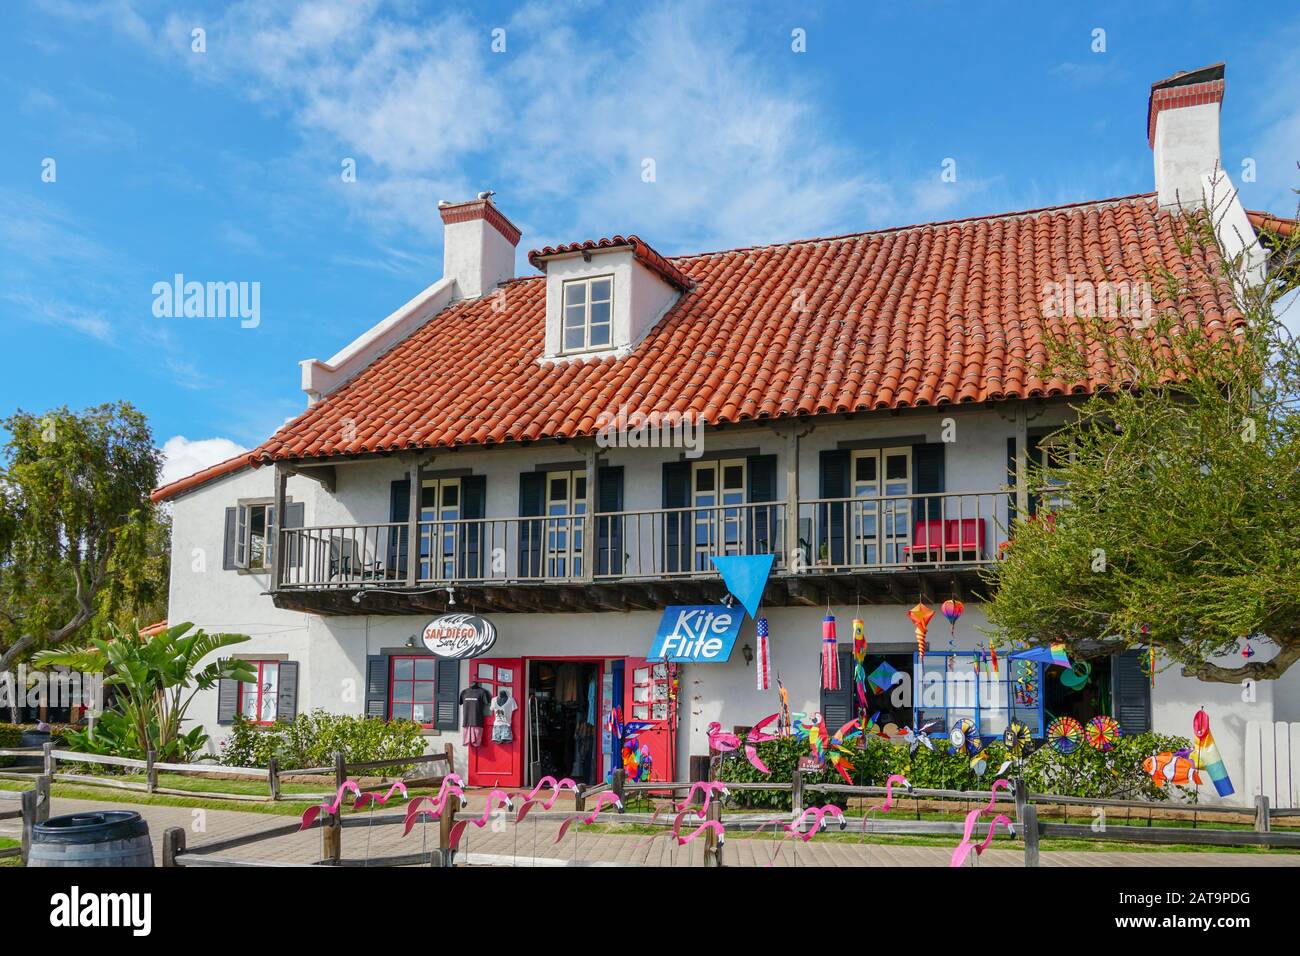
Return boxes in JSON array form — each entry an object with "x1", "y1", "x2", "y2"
[{"x1": 276, "y1": 490, "x2": 1008, "y2": 590}]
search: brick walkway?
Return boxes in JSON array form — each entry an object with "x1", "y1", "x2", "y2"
[{"x1": 5, "y1": 795, "x2": 1298, "y2": 867}]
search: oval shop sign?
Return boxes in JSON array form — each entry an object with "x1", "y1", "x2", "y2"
[{"x1": 422, "y1": 613, "x2": 498, "y2": 659}]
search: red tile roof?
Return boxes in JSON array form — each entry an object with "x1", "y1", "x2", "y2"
[
  {"x1": 528, "y1": 235, "x2": 694, "y2": 290},
  {"x1": 153, "y1": 193, "x2": 1247, "y2": 501}
]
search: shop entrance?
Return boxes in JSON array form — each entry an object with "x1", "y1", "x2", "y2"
[{"x1": 526, "y1": 659, "x2": 604, "y2": 786}]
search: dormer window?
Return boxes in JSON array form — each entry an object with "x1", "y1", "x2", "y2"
[
  {"x1": 562, "y1": 276, "x2": 614, "y2": 353},
  {"x1": 529, "y1": 235, "x2": 692, "y2": 362}
]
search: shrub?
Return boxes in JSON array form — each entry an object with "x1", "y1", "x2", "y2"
[
  {"x1": 0, "y1": 723, "x2": 21, "y2": 768},
  {"x1": 220, "y1": 709, "x2": 427, "y2": 775},
  {"x1": 714, "y1": 729, "x2": 1197, "y2": 804}
]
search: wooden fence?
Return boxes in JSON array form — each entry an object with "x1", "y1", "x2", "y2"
[{"x1": 0, "y1": 775, "x2": 50, "y2": 863}]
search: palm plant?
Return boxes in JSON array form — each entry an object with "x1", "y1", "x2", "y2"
[{"x1": 33, "y1": 621, "x2": 254, "y2": 761}]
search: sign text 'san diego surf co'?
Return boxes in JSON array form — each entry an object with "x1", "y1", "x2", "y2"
[
  {"x1": 422, "y1": 613, "x2": 498, "y2": 659},
  {"x1": 648, "y1": 605, "x2": 743, "y2": 663}
]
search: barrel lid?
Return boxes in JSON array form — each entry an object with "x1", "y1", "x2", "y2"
[{"x1": 34, "y1": 810, "x2": 149, "y2": 844}]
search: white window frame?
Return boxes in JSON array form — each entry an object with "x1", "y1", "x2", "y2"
[
  {"x1": 692, "y1": 458, "x2": 746, "y2": 570},
  {"x1": 420, "y1": 477, "x2": 461, "y2": 581},
  {"x1": 544, "y1": 469, "x2": 587, "y2": 578},
  {"x1": 560, "y1": 275, "x2": 614, "y2": 354},
  {"x1": 238, "y1": 660, "x2": 280, "y2": 724},
  {"x1": 235, "y1": 499, "x2": 276, "y2": 571},
  {"x1": 850, "y1": 447, "x2": 911, "y2": 566}
]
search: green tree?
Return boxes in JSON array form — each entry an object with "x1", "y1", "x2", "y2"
[
  {"x1": 33, "y1": 621, "x2": 254, "y2": 761},
  {"x1": 0, "y1": 403, "x2": 162, "y2": 681},
  {"x1": 984, "y1": 200, "x2": 1300, "y2": 683}
]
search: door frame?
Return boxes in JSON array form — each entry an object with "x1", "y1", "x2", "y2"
[{"x1": 522, "y1": 655, "x2": 607, "y2": 787}]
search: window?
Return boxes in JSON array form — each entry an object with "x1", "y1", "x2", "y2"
[
  {"x1": 850, "y1": 447, "x2": 911, "y2": 565},
  {"x1": 561, "y1": 276, "x2": 613, "y2": 353},
  {"x1": 545, "y1": 470, "x2": 587, "y2": 578},
  {"x1": 236, "y1": 501, "x2": 275, "y2": 570},
  {"x1": 912, "y1": 652, "x2": 1044, "y2": 739},
  {"x1": 692, "y1": 459, "x2": 746, "y2": 570},
  {"x1": 419, "y1": 478, "x2": 460, "y2": 580},
  {"x1": 390, "y1": 656, "x2": 437, "y2": 727},
  {"x1": 238, "y1": 661, "x2": 280, "y2": 724}
]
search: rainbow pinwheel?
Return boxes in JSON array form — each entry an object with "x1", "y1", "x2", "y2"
[
  {"x1": 1046, "y1": 716, "x2": 1084, "y2": 754},
  {"x1": 1084, "y1": 715, "x2": 1121, "y2": 752}
]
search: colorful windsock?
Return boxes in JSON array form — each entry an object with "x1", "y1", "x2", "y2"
[
  {"x1": 1192, "y1": 708, "x2": 1234, "y2": 797},
  {"x1": 908, "y1": 603, "x2": 935, "y2": 663},
  {"x1": 852, "y1": 618, "x2": 867, "y2": 711},
  {"x1": 821, "y1": 614, "x2": 840, "y2": 690},
  {"x1": 755, "y1": 617, "x2": 771, "y2": 691}
]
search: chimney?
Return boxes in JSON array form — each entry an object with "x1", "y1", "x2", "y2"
[
  {"x1": 1147, "y1": 63, "x2": 1226, "y2": 210},
  {"x1": 437, "y1": 193, "x2": 521, "y2": 299}
]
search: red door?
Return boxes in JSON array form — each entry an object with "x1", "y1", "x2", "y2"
[
  {"x1": 623, "y1": 658, "x2": 675, "y2": 782},
  {"x1": 468, "y1": 657, "x2": 522, "y2": 787}
]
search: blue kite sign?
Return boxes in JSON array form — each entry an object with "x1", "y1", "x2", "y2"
[{"x1": 648, "y1": 605, "x2": 744, "y2": 663}]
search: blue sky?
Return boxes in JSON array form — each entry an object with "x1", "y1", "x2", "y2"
[{"x1": 3, "y1": 1, "x2": 1298, "y2": 484}]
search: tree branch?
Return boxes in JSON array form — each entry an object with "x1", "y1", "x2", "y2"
[{"x1": 1179, "y1": 639, "x2": 1300, "y2": 683}]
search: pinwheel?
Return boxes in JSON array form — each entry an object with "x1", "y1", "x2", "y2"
[
  {"x1": 908, "y1": 602, "x2": 935, "y2": 663},
  {"x1": 969, "y1": 747, "x2": 989, "y2": 777},
  {"x1": 513, "y1": 776, "x2": 580, "y2": 823},
  {"x1": 299, "y1": 780, "x2": 361, "y2": 831},
  {"x1": 821, "y1": 613, "x2": 840, "y2": 690},
  {"x1": 555, "y1": 791, "x2": 625, "y2": 843},
  {"x1": 823, "y1": 718, "x2": 866, "y2": 784},
  {"x1": 1046, "y1": 716, "x2": 1084, "y2": 755},
  {"x1": 1084, "y1": 715, "x2": 1121, "y2": 751},
  {"x1": 948, "y1": 717, "x2": 977, "y2": 755},
  {"x1": 1002, "y1": 720, "x2": 1033, "y2": 758},
  {"x1": 898, "y1": 720, "x2": 938, "y2": 755},
  {"x1": 1192, "y1": 708, "x2": 1234, "y2": 797},
  {"x1": 755, "y1": 617, "x2": 771, "y2": 691}
]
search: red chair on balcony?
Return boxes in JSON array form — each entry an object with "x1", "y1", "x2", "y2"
[
  {"x1": 903, "y1": 519, "x2": 946, "y2": 562},
  {"x1": 943, "y1": 518, "x2": 986, "y2": 561}
]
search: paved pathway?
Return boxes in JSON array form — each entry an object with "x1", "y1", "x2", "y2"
[{"x1": 4, "y1": 795, "x2": 1298, "y2": 867}]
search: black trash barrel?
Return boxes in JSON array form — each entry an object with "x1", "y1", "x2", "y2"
[
  {"x1": 15, "y1": 730, "x2": 50, "y2": 767},
  {"x1": 29, "y1": 811, "x2": 154, "y2": 867}
]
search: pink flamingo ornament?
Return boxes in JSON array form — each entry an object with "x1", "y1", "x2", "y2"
[
  {"x1": 554, "y1": 791, "x2": 624, "y2": 843},
  {"x1": 513, "y1": 776, "x2": 580, "y2": 823},
  {"x1": 447, "y1": 789, "x2": 515, "y2": 850},
  {"x1": 299, "y1": 780, "x2": 362, "y2": 831},
  {"x1": 353, "y1": 781, "x2": 409, "y2": 810},
  {"x1": 402, "y1": 774, "x2": 467, "y2": 837}
]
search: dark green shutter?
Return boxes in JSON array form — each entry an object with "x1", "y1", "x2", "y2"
[
  {"x1": 596, "y1": 465, "x2": 624, "y2": 576},
  {"x1": 283, "y1": 501, "x2": 305, "y2": 572},
  {"x1": 819, "y1": 647, "x2": 855, "y2": 729},
  {"x1": 222, "y1": 508, "x2": 238, "y2": 570},
  {"x1": 276, "y1": 661, "x2": 299, "y2": 722},
  {"x1": 746, "y1": 454, "x2": 778, "y2": 556},
  {"x1": 460, "y1": 474, "x2": 486, "y2": 579},
  {"x1": 1112, "y1": 650, "x2": 1151, "y2": 734},
  {"x1": 365, "y1": 655, "x2": 389, "y2": 719},
  {"x1": 662, "y1": 460, "x2": 692, "y2": 573},
  {"x1": 217, "y1": 678, "x2": 239, "y2": 725},
  {"x1": 912, "y1": 442, "x2": 945, "y2": 522},
  {"x1": 388, "y1": 477, "x2": 410, "y2": 578},
  {"x1": 818, "y1": 449, "x2": 850, "y2": 566},
  {"x1": 518, "y1": 472, "x2": 545, "y2": 576},
  {"x1": 1006, "y1": 435, "x2": 1041, "y2": 523},
  {"x1": 435, "y1": 659, "x2": 460, "y2": 730}
]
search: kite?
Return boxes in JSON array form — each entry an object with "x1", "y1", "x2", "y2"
[
  {"x1": 1084, "y1": 715, "x2": 1121, "y2": 752},
  {"x1": 908, "y1": 602, "x2": 935, "y2": 662},
  {"x1": 1192, "y1": 708, "x2": 1234, "y2": 797},
  {"x1": 1046, "y1": 716, "x2": 1084, "y2": 754},
  {"x1": 868, "y1": 660, "x2": 899, "y2": 695},
  {"x1": 821, "y1": 613, "x2": 840, "y2": 690},
  {"x1": 755, "y1": 617, "x2": 771, "y2": 691}
]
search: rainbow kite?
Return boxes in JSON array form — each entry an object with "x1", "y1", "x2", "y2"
[{"x1": 1192, "y1": 708, "x2": 1234, "y2": 797}]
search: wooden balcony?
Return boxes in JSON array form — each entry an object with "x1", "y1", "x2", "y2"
[{"x1": 272, "y1": 491, "x2": 1008, "y2": 615}]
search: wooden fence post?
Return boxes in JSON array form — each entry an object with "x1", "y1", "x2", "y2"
[
  {"x1": 612, "y1": 768, "x2": 627, "y2": 809},
  {"x1": 42, "y1": 741, "x2": 54, "y2": 777},
  {"x1": 35, "y1": 774, "x2": 50, "y2": 825},
  {"x1": 1013, "y1": 776, "x2": 1028, "y2": 824},
  {"x1": 162, "y1": 827, "x2": 186, "y2": 867},
  {"x1": 791, "y1": 768, "x2": 804, "y2": 818},
  {"x1": 322, "y1": 750, "x2": 346, "y2": 865},
  {"x1": 268, "y1": 758, "x2": 281, "y2": 801},
  {"x1": 1255, "y1": 795, "x2": 1271, "y2": 833},
  {"x1": 703, "y1": 797, "x2": 724, "y2": 868},
  {"x1": 574, "y1": 786, "x2": 586, "y2": 814},
  {"x1": 437, "y1": 795, "x2": 459, "y2": 867},
  {"x1": 1021, "y1": 804, "x2": 1040, "y2": 867},
  {"x1": 20, "y1": 788, "x2": 36, "y2": 864},
  {"x1": 146, "y1": 750, "x2": 158, "y2": 793}
]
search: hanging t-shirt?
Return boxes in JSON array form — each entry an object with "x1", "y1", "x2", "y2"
[
  {"x1": 459, "y1": 686, "x2": 491, "y2": 728},
  {"x1": 490, "y1": 694, "x2": 517, "y2": 742}
]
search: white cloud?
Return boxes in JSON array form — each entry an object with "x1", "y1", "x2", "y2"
[{"x1": 159, "y1": 435, "x2": 249, "y2": 487}]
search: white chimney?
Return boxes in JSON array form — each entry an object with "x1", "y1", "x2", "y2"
[
  {"x1": 437, "y1": 194, "x2": 521, "y2": 299},
  {"x1": 1148, "y1": 64, "x2": 1225, "y2": 210}
]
